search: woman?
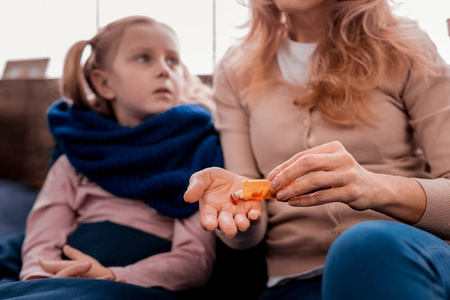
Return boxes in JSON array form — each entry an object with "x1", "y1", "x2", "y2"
[{"x1": 184, "y1": 0, "x2": 450, "y2": 299}]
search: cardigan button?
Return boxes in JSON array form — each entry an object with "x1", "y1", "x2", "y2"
[{"x1": 302, "y1": 119, "x2": 310, "y2": 128}]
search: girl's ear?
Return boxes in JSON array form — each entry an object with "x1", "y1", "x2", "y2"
[{"x1": 90, "y1": 69, "x2": 115, "y2": 100}]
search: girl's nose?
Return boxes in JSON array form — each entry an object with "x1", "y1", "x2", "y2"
[
  {"x1": 156, "y1": 59, "x2": 170, "y2": 78},
  {"x1": 157, "y1": 68, "x2": 169, "y2": 78}
]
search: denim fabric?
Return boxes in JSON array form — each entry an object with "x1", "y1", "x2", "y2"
[
  {"x1": 260, "y1": 221, "x2": 450, "y2": 300},
  {"x1": 0, "y1": 232, "x2": 24, "y2": 283},
  {"x1": 323, "y1": 221, "x2": 450, "y2": 300},
  {"x1": 0, "y1": 278, "x2": 184, "y2": 300},
  {"x1": 0, "y1": 179, "x2": 37, "y2": 239}
]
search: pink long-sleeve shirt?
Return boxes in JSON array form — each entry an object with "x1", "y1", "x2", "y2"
[{"x1": 19, "y1": 155, "x2": 216, "y2": 291}]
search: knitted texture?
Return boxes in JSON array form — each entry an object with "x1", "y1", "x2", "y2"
[{"x1": 47, "y1": 99, "x2": 223, "y2": 218}]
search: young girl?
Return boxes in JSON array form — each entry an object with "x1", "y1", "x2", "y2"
[{"x1": 19, "y1": 15, "x2": 222, "y2": 293}]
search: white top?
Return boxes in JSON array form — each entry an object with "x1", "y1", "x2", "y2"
[{"x1": 276, "y1": 37, "x2": 317, "y2": 86}]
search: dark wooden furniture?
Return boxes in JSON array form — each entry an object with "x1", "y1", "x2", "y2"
[{"x1": 0, "y1": 79, "x2": 60, "y2": 188}]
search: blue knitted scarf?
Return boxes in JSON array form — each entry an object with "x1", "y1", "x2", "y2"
[{"x1": 47, "y1": 99, "x2": 223, "y2": 219}]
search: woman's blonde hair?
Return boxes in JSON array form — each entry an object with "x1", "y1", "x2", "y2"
[
  {"x1": 62, "y1": 15, "x2": 214, "y2": 116},
  {"x1": 231, "y1": 0, "x2": 436, "y2": 126}
]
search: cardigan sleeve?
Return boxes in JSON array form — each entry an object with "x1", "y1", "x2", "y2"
[
  {"x1": 213, "y1": 49, "x2": 262, "y2": 179},
  {"x1": 401, "y1": 38, "x2": 450, "y2": 239},
  {"x1": 211, "y1": 48, "x2": 269, "y2": 250}
]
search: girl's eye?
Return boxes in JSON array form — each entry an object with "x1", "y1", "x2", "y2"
[
  {"x1": 136, "y1": 54, "x2": 151, "y2": 63},
  {"x1": 166, "y1": 56, "x2": 179, "y2": 66}
]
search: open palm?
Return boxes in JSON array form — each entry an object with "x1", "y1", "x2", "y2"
[{"x1": 184, "y1": 167, "x2": 263, "y2": 238}]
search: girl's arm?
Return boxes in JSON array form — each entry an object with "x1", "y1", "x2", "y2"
[
  {"x1": 19, "y1": 156, "x2": 79, "y2": 280},
  {"x1": 109, "y1": 211, "x2": 216, "y2": 290}
]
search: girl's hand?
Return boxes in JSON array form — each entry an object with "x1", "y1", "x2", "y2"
[
  {"x1": 40, "y1": 245, "x2": 125, "y2": 282},
  {"x1": 184, "y1": 167, "x2": 263, "y2": 238},
  {"x1": 267, "y1": 141, "x2": 379, "y2": 211}
]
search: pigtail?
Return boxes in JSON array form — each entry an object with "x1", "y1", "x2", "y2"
[
  {"x1": 62, "y1": 39, "x2": 113, "y2": 116},
  {"x1": 61, "y1": 40, "x2": 92, "y2": 108}
]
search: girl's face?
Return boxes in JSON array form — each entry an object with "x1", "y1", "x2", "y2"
[{"x1": 102, "y1": 23, "x2": 183, "y2": 127}]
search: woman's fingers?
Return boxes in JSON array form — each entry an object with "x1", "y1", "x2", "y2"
[
  {"x1": 184, "y1": 170, "x2": 210, "y2": 204},
  {"x1": 185, "y1": 167, "x2": 264, "y2": 236},
  {"x1": 267, "y1": 141, "x2": 344, "y2": 181},
  {"x1": 248, "y1": 210, "x2": 262, "y2": 225},
  {"x1": 264, "y1": 141, "x2": 383, "y2": 212},
  {"x1": 217, "y1": 210, "x2": 238, "y2": 238},
  {"x1": 198, "y1": 202, "x2": 219, "y2": 231},
  {"x1": 286, "y1": 185, "x2": 370, "y2": 211},
  {"x1": 269, "y1": 143, "x2": 352, "y2": 191},
  {"x1": 246, "y1": 201, "x2": 263, "y2": 224},
  {"x1": 270, "y1": 153, "x2": 347, "y2": 190},
  {"x1": 234, "y1": 213, "x2": 250, "y2": 232},
  {"x1": 217, "y1": 200, "x2": 264, "y2": 237},
  {"x1": 276, "y1": 170, "x2": 349, "y2": 201}
]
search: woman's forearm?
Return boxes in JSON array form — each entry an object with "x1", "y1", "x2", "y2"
[{"x1": 371, "y1": 173, "x2": 426, "y2": 224}]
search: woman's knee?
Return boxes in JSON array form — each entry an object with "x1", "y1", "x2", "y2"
[
  {"x1": 327, "y1": 221, "x2": 405, "y2": 262},
  {"x1": 323, "y1": 221, "x2": 450, "y2": 299}
]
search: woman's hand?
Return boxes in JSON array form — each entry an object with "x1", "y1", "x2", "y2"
[
  {"x1": 40, "y1": 245, "x2": 125, "y2": 282},
  {"x1": 267, "y1": 141, "x2": 426, "y2": 223},
  {"x1": 184, "y1": 167, "x2": 264, "y2": 238},
  {"x1": 267, "y1": 141, "x2": 377, "y2": 211}
]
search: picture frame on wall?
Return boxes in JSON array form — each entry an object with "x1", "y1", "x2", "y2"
[
  {"x1": 2, "y1": 58, "x2": 49, "y2": 80},
  {"x1": 447, "y1": 18, "x2": 450, "y2": 36}
]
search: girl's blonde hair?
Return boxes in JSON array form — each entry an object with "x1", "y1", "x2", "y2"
[
  {"x1": 62, "y1": 15, "x2": 214, "y2": 116},
  {"x1": 231, "y1": 0, "x2": 436, "y2": 126}
]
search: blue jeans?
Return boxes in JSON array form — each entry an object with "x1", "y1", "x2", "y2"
[
  {"x1": 261, "y1": 221, "x2": 450, "y2": 300},
  {"x1": 323, "y1": 221, "x2": 450, "y2": 300}
]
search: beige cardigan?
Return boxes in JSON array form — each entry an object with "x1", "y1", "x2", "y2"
[{"x1": 213, "y1": 37, "x2": 450, "y2": 278}]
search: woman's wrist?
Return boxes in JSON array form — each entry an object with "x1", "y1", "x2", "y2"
[{"x1": 371, "y1": 173, "x2": 426, "y2": 224}]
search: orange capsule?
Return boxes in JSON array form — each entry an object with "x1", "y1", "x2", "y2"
[{"x1": 238, "y1": 179, "x2": 295, "y2": 200}]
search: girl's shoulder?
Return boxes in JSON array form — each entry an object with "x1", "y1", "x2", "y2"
[{"x1": 47, "y1": 154, "x2": 86, "y2": 185}]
